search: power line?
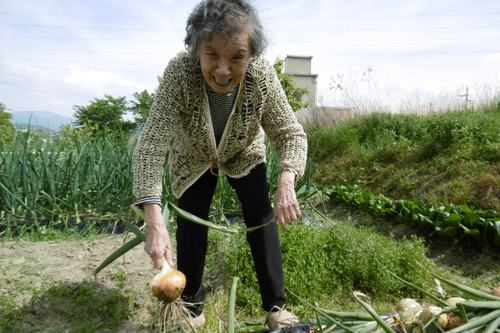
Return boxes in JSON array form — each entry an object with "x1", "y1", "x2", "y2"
[
  {"x1": 1, "y1": 64, "x2": 495, "y2": 80},
  {"x1": 1, "y1": 22, "x2": 499, "y2": 32},
  {"x1": 0, "y1": 56, "x2": 164, "y2": 66},
  {"x1": 1, "y1": 59, "x2": 498, "y2": 75},
  {"x1": 0, "y1": 22, "x2": 183, "y2": 31},
  {"x1": 2, "y1": 46, "x2": 498, "y2": 56},
  {"x1": 0, "y1": 34, "x2": 179, "y2": 42},
  {"x1": 1, "y1": 11, "x2": 499, "y2": 19},
  {"x1": 0, "y1": 64, "x2": 159, "y2": 74},
  {"x1": 264, "y1": 13, "x2": 500, "y2": 19},
  {"x1": 0, "y1": 12, "x2": 184, "y2": 19},
  {"x1": 1, "y1": 46, "x2": 173, "y2": 55},
  {"x1": 2, "y1": 59, "x2": 496, "y2": 69},
  {"x1": 0, "y1": 80, "x2": 69, "y2": 98},
  {"x1": 2, "y1": 34, "x2": 499, "y2": 43}
]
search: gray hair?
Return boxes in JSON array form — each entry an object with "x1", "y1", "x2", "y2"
[{"x1": 184, "y1": 0, "x2": 268, "y2": 59}]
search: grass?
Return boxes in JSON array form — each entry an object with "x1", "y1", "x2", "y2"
[{"x1": 307, "y1": 99, "x2": 500, "y2": 211}]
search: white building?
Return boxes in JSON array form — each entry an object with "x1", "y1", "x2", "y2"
[{"x1": 284, "y1": 55, "x2": 318, "y2": 107}]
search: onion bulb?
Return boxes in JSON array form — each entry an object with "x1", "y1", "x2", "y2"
[
  {"x1": 396, "y1": 298, "x2": 423, "y2": 327},
  {"x1": 447, "y1": 312, "x2": 464, "y2": 330},
  {"x1": 150, "y1": 259, "x2": 186, "y2": 303},
  {"x1": 445, "y1": 297, "x2": 466, "y2": 307},
  {"x1": 420, "y1": 306, "x2": 448, "y2": 330},
  {"x1": 397, "y1": 298, "x2": 422, "y2": 312},
  {"x1": 491, "y1": 287, "x2": 500, "y2": 297}
]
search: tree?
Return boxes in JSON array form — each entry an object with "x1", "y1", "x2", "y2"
[
  {"x1": 73, "y1": 95, "x2": 134, "y2": 134},
  {"x1": 273, "y1": 58, "x2": 310, "y2": 111},
  {"x1": 129, "y1": 90, "x2": 155, "y2": 128},
  {"x1": 0, "y1": 102, "x2": 15, "y2": 144}
]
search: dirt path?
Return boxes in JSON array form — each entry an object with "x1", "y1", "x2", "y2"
[{"x1": 0, "y1": 237, "x2": 157, "y2": 332}]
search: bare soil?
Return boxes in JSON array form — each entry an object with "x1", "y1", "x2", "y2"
[{"x1": 0, "y1": 237, "x2": 156, "y2": 332}]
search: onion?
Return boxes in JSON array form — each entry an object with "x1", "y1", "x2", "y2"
[
  {"x1": 420, "y1": 306, "x2": 448, "y2": 330},
  {"x1": 396, "y1": 298, "x2": 423, "y2": 327},
  {"x1": 445, "y1": 297, "x2": 466, "y2": 307},
  {"x1": 150, "y1": 259, "x2": 186, "y2": 303},
  {"x1": 396, "y1": 298, "x2": 422, "y2": 312},
  {"x1": 491, "y1": 287, "x2": 500, "y2": 297},
  {"x1": 446, "y1": 312, "x2": 464, "y2": 330}
]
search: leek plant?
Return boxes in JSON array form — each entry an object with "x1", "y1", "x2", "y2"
[
  {"x1": 0, "y1": 130, "x2": 319, "y2": 238},
  {"x1": 0, "y1": 130, "x2": 137, "y2": 235}
]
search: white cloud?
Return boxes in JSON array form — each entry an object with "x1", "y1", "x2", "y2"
[{"x1": 63, "y1": 66, "x2": 145, "y2": 96}]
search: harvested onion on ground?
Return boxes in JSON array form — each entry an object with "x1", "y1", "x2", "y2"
[
  {"x1": 150, "y1": 259, "x2": 186, "y2": 303},
  {"x1": 396, "y1": 298, "x2": 423, "y2": 328},
  {"x1": 396, "y1": 298, "x2": 422, "y2": 312},
  {"x1": 445, "y1": 297, "x2": 466, "y2": 307},
  {"x1": 420, "y1": 305, "x2": 448, "y2": 330}
]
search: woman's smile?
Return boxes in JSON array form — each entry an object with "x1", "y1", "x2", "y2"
[{"x1": 214, "y1": 76, "x2": 232, "y2": 86}]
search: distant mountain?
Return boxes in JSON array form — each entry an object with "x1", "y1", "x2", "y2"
[{"x1": 10, "y1": 111, "x2": 74, "y2": 132}]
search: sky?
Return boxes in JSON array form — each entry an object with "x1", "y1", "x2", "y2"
[{"x1": 1, "y1": 0, "x2": 499, "y2": 118}]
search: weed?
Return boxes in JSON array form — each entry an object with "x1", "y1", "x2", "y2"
[{"x1": 211, "y1": 220, "x2": 435, "y2": 318}]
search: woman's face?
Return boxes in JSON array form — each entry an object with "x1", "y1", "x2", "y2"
[{"x1": 198, "y1": 27, "x2": 253, "y2": 94}]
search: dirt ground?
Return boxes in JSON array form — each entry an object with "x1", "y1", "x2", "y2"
[{"x1": 0, "y1": 237, "x2": 157, "y2": 332}]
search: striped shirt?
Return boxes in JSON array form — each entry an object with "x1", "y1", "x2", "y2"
[
  {"x1": 136, "y1": 83, "x2": 239, "y2": 208},
  {"x1": 207, "y1": 83, "x2": 239, "y2": 145}
]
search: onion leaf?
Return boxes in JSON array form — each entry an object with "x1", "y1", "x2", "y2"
[{"x1": 352, "y1": 292, "x2": 396, "y2": 333}]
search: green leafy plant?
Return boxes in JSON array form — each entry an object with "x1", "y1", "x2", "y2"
[
  {"x1": 216, "y1": 219, "x2": 434, "y2": 314},
  {"x1": 325, "y1": 184, "x2": 500, "y2": 250}
]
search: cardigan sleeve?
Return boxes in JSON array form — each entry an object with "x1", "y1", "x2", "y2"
[
  {"x1": 260, "y1": 61, "x2": 308, "y2": 179},
  {"x1": 132, "y1": 56, "x2": 185, "y2": 201}
]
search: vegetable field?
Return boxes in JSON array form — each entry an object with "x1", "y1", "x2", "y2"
[{"x1": 1, "y1": 103, "x2": 499, "y2": 332}]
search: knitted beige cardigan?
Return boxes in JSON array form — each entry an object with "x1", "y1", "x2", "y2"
[{"x1": 132, "y1": 50, "x2": 308, "y2": 200}]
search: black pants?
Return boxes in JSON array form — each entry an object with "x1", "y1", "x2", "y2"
[{"x1": 176, "y1": 163, "x2": 286, "y2": 316}]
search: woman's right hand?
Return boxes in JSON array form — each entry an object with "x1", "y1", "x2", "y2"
[{"x1": 143, "y1": 203, "x2": 174, "y2": 269}]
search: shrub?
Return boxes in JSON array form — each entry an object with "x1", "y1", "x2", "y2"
[{"x1": 210, "y1": 221, "x2": 434, "y2": 315}]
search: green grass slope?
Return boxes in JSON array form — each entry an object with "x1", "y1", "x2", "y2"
[{"x1": 307, "y1": 100, "x2": 500, "y2": 212}]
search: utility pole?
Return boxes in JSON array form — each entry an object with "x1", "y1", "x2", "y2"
[{"x1": 460, "y1": 87, "x2": 473, "y2": 110}]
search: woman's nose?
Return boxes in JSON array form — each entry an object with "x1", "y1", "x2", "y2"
[{"x1": 215, "y1": 58, "x2": 231, "y2": 76}]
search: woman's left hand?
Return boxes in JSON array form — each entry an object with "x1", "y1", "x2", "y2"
[{"x1": 273, "y1": 169, "x2": 301, "y2": 230}]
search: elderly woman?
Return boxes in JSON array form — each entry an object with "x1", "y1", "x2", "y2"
[{"x1": 132, "y1": 0, "x2": 307, "y2": 330}]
